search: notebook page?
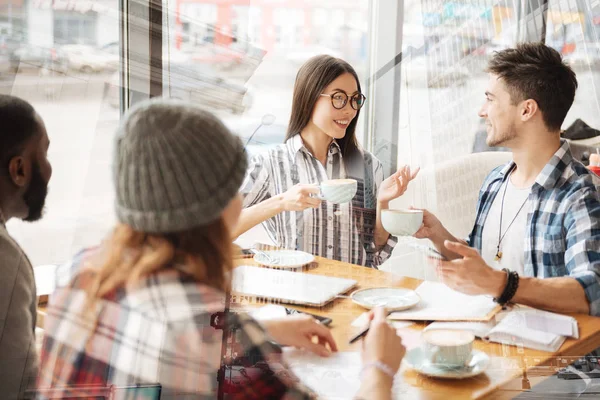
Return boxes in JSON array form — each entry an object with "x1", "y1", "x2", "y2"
[
  {"x1": 283, "y1": 349, "x2": 411, "y2": 400},
  {"x1": 487, "y1": 312, "x2": 566, "y2": 352},
  {"x1": 388, "y1": 281, "x2": 500, "y2": 321},
  {"x1": 520, "y1": 308, "x2": 579, "y2": 338},
  {"x1": 424, "y1": 321, "x2": 495, "y2": 338}
]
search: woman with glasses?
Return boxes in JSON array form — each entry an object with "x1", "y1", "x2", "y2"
[{"x1": 235, "y1": 55, "x2": 418, "y2": 268}]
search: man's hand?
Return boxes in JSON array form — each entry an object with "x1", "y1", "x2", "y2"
[
  {"x1": 431, "y1": 240, "x2": 506, "y2": 297},
  {"x1": 413, "y1": 208, "x2": 445, "y2": 241}
]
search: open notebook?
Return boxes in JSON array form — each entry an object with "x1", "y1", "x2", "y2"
[
  {"x1": 424, "y1": 308, "x2": 579, "y2": 352},
  {"x1": 283, "y1": 348, "x2": 411, "y2": 399},
  {"x1": 388, "y1": 281, "x2": 501, "y2": 322}
]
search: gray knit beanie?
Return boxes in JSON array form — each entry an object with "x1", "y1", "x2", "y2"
[{"x1": 114, "y1": 98, "x2": 248, "y2": 233}]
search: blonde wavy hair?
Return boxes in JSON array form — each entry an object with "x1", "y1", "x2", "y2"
[{"x1": 84, "y1": 217, "x2": 234, "y2": 308}]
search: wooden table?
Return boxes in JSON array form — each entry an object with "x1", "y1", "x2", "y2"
[
  {"x1": 232, "y1": 256, "x2": 600, "y2": 399},
  {"x1": 36, "y1": 257, "x2": 600, "y2": 399}
]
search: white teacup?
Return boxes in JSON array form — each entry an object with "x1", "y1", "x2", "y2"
[
  {"x1": 422, "y1": 329, "x2": 474, "y2": 368},
  {"x1": 381, "y1": 209, "x2": 423, "y2": 236},
  {"x1": 319, "y1": 179, "x2": 357, "y2": 204}
]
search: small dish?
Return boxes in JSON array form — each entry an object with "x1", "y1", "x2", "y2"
[
  {"x1": 403, "y1": 347, "x2": 490, "y2": 379},
  {"x1": 351, "y1": 287, "x2": 420, "y2": 311}
]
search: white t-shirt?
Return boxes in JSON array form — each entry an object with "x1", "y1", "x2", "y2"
[{"x1": 481, "y1": 177, "x2": 530, "y2": 276}]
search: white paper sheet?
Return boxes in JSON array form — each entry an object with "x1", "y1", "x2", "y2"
[
  {"x1": 388, "y1": 281, "x2": 498, "y2": 321},
  {"x1": 520, "y1": 308, "x2": 579, "y2": 339},
  {"x1": 283, "y1": 349, "x2": 410, "y2": 399},
  {"x1": 487, "y1": 312, "x2": 566, "y2": 352},
  {"x1": 351, "y1": 312, "x2": 414, "y2": 329},
  {"x1": 424, "y1": 321, "x2": 495, "y2": 338},
  {"x1": 248, "y1": 304, "x2": 289, "y2": 321}
]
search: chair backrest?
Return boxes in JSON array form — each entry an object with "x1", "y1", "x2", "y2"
[
  {"x1": 391, "y1": 151, "x2": 513, "y2": 239},
  {"x1": 24, "y1": 383, "x2": 161, "y2": 400},
  {"x1": 380, "y1": 151, "x2": 513, "y2": 279}
]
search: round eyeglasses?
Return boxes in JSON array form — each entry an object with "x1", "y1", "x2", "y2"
[{"x1": 319, "y1": 91, "x2": 367, "y2": 110}]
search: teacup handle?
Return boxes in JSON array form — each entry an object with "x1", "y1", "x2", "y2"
[{"x1": 463, "y1": 352, "x2": 474, "y2": 368}]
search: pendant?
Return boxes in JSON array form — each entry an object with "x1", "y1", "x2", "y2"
[{"x1": 495, "y1": 251, "x2": 503, "y2": 261}]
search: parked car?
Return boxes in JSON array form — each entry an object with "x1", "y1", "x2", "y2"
[
  {"x1": 563, "y1": 43, "x2": 600, "y2": 70},
  {"x1": 0, "y1": 35, "x2": 21, "y2": 55},
  {"x1": 105, "y1": 63, "x2": 253, "y2": 114},
  {"x1": 99, "y1": 42, "x2": 120, "y2": 71},
  {"x1": 61, "y1": 44, "x2": 108, "y2": 73},
  {"x1": 9, "y1": 45, "x2": 68, "y2": 73},
  {"x1": 229, "y1": 121, "x2": 287, "y2": 159}
]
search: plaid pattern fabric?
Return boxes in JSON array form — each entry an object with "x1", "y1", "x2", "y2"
[
  {"x1": 37, "y1": 248, "x2": 315, "y2": 399},
  {"x1": 241, "y1": 134, "x2": 396, "y2": 268},
  {"x1": 468, "y1": 140, "x2": 600, "y2": 316}
]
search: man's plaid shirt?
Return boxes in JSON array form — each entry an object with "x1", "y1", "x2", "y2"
[
  {"x1": 37, "y1": 248, "x2": 314, "y2": 399},
  {"x1": 468, "y1": 140, "x2": 600, "y2": 316}
]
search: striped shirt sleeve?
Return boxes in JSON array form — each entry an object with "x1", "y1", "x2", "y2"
[
  {"x1": 564, "y1": 188, "x2": 600, "y2": 316},
  {"x1": 241, "y1": 153, "x2": 272, "y2": 208}
]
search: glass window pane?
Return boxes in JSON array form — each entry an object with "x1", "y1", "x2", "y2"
[
  {"x1": 163, "y1": 0, "x2": 371, "y2": 159},
  {"x1": 3, "y1": 1, "x2": 120, "y2": 265}
]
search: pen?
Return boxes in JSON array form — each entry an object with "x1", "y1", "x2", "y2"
[
  {"x1": 348, "y1": 324, "x2": 370, "y2": 344},
  {"x1": 348, "y1": 308, "x2": 392, "y2": 344}
]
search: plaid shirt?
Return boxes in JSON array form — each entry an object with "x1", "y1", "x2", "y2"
[
  {"x1": 468, "y1": 140, "x2": 600, "y2": 316},
  {"x1": 241, "y1": 134, "x2": 397, "y2": 268},
  {"x1": 37, "y1": 248, "x2": 314, "y2": 399}
]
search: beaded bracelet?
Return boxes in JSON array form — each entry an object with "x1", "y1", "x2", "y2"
[
  {"x1": 359, "y1": 361, "x2": 396, "y2": 379},
  {"x1": 493, "y1": 268, "x2": 520, "y2": 306}
]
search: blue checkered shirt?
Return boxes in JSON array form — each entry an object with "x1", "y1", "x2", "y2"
[{"x1": 468, "y1": 140, "x2": 600, "y2": 316}]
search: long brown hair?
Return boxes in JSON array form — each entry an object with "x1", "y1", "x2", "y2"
[
  {"x1": 286, "y1": 55, "x2": 363, "y2": 167},
  {"x1": 84, "y1": 218, "x2": 233, "y2": 308}
]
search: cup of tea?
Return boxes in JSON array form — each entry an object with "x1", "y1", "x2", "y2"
[
  {"x1": 421, "y1": 329, "x2": 474, "y2": 368},
  {"x1": 319, "y1": 179, "x2": 357, "y2": 204},
  {"x1": 381, "y1": 209, "x2": 423, "y2": 236}
]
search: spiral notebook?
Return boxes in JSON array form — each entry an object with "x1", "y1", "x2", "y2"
[{"x1": 232, "y1": 265, "x2": 357, "y2": 307}]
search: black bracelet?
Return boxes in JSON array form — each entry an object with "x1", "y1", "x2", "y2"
[{"x1": 494, "y1": 268, "x2": 519, "y2": 306}]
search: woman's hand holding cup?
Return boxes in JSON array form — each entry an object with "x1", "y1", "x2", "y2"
[{"x1": 280, "y1": 184, "x2": 322, "y2": 211}]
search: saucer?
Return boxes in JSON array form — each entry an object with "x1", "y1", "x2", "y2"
[
  {"x1": 253, "y1": 250, "x2": 315, "y2": 269},
  {"x1": 351, "y1": 287, "x2": 420, "y2": 311},
  {"x1": 403, "y1": 347, "x2": 489, "y2": 379}
]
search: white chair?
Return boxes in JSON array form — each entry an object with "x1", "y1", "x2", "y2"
[{"x1": 379, "y1": 152, "x2": 513, "y2": 279}]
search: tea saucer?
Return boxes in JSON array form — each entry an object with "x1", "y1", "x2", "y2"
[
  {"x1": 253, "y1": 250, "x2": 315, "y2": 269},
  {"x1": 403, "y1": 347, "x2": 490, "y2": 379},
  {"x1": 351, "y1": 287, "x2": 420, "y2": 311}
]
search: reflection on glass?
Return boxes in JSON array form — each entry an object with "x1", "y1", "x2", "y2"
[
  {"x1": 163, "y1": 0, "x2": 371, "y2": 154},
  {"x1": 1, "y1": 0, "x2": 120, "y2": 265},
  {"x1": 394, "y1": 0, "x2": 600, "y2": 167}
]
